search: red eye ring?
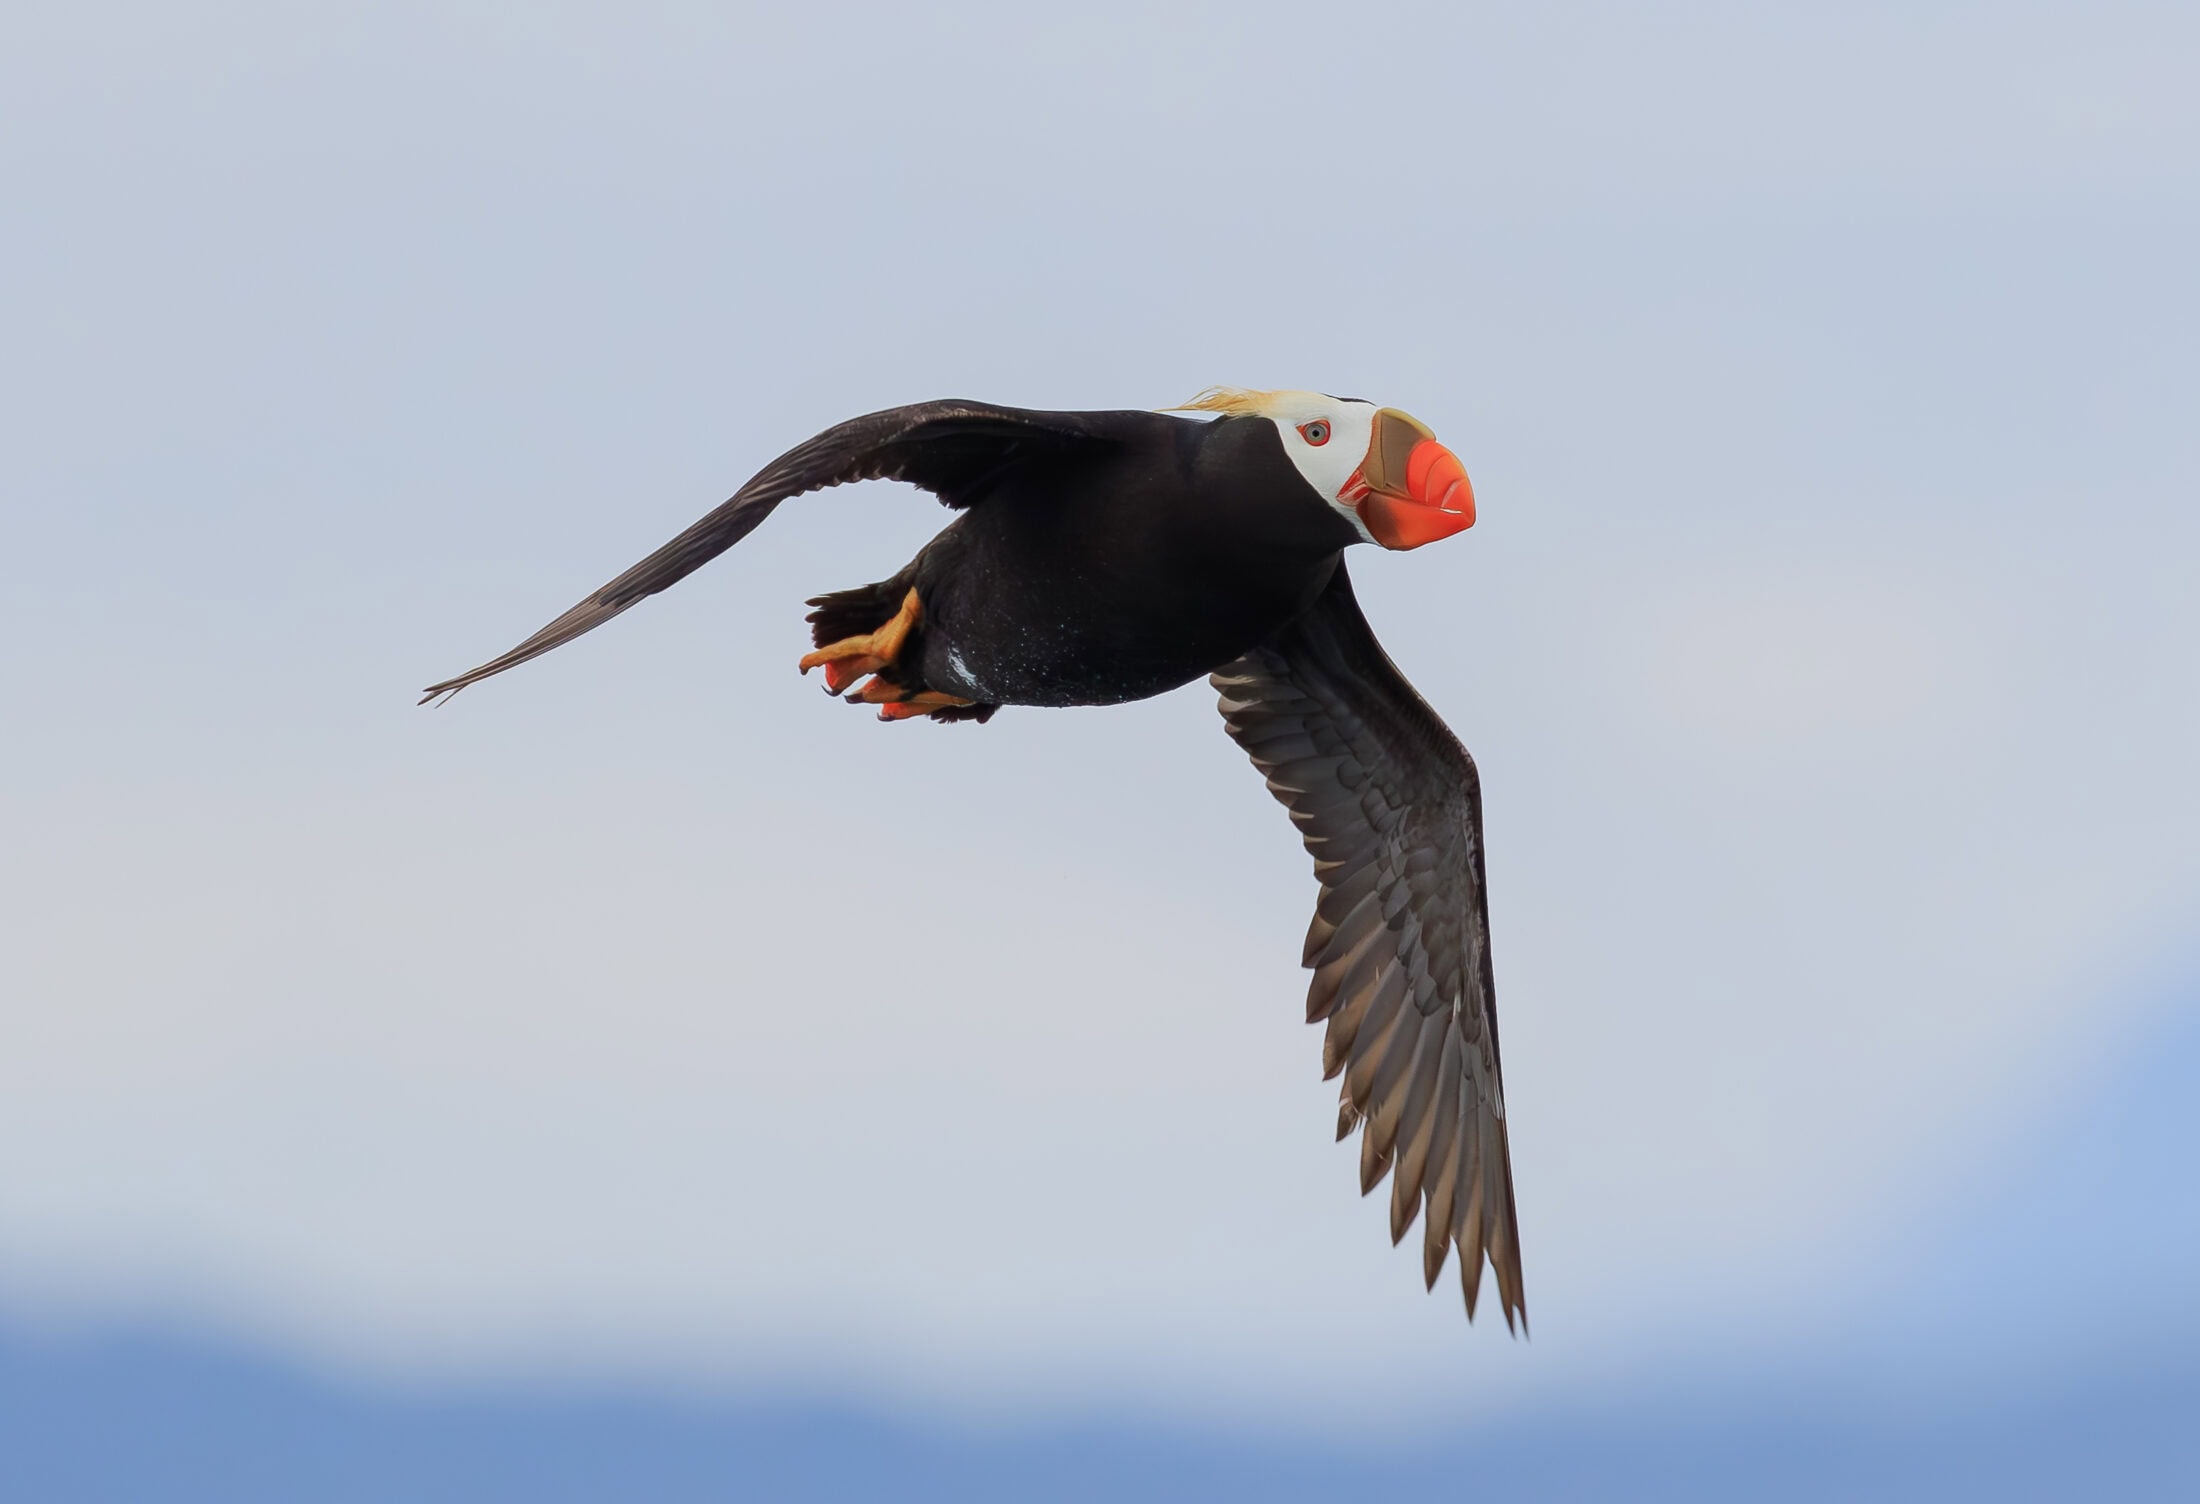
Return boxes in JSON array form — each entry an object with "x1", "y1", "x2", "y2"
[{"x1": 1298, "y1": 420, "x2": 1331, "y2": 446}]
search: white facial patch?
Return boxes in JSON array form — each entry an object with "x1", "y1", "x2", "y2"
[{"x1": 1258, "y1": 392, "x2": 1380, "y2": 542}]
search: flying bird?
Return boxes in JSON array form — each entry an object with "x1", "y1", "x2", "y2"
[{"x1": 423, "y1": 389, "x2": 1525, "y2": 1329}]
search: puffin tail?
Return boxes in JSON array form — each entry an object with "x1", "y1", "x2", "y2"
[{"x1": 804, "y1": 577, "x2": 913, "y2": 652}]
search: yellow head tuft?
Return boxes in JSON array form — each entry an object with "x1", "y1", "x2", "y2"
[{"x1": 1169, "y1": 387, "x2": 1285, "y2": 418}]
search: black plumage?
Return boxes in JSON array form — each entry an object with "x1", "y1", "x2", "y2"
[{"x1": 423, "y1": 397, "x2": 1524, "y2": 1330}]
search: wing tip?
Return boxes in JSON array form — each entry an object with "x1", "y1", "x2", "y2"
[
  {"x1": 1453, "y1": 1242, "x2": 1529, "y2": 1336},
  {"x1": 1498, "y1": 1286, "x2": 1529, "y2": 1337}
]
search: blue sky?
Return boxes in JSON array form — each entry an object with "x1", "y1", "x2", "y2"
[
  {"x1": 7, "y1": 974, "x2": 2197, "y2": 1497},
  {"x1": 2, "y1": 2, "x2": 2195, "y2": 1495}
]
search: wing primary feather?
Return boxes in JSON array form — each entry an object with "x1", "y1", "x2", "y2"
[
  {"x1": 1386, "y1": 1019, "x2": 1452, "y2": 1243},
  {"x1": 1454, "y1": 1101, "x2": 1490, "y2": 1303},
  {"x1": 1419, "y1": 1075, "x2": 1465, "y2": 1290},
  {"x1": 1304, "y1": 905, "x2": 1387, "y2": 1022},
  {"x1": 1362, "y1": 1002, "x2": 1431, "y2": 1162},
  {"x1": 1357, "y1": 1108, "x2": 1392, "y2": 1196},
  {"x1": 1321, "y1": 956, "x2": 1403, "y2": 1080},
  {"x1": 1336, "y1": 966, "x2": 1408, "y2": 1098}
]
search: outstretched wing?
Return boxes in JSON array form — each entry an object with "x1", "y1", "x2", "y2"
[
  {"x1": 421, "y1": 400, "x2": 1124, "y2": 703},
  {"x1": 1213, "y1": 561, "x2": 1526, "y2": 1330}
]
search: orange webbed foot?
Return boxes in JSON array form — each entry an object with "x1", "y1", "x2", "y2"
[
  {"x1": 873, "y1": 690, "x2": 976, "y2": 722},
  {"x1": 798, "y1": 587, "x2": 922, "y2": 695},
  {"x1": 814, "y1": 656, "x2": 883, "y2": 695},
  {"x1": 848, "y1": 677, "x2": 974, "y2": 721}
]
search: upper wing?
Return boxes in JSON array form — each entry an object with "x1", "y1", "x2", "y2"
[
  {"x1": 1212, "y1": 561, "x2": 1526, "y2": 1329},
  {"x1": 420, "y1": 400, "x2": 1123, "y2": 703}
]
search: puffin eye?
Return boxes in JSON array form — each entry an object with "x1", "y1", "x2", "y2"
[{"x1": 1298, "y1": 420, "x2": 1331, "y2": 446}]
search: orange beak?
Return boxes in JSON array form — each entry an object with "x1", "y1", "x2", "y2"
[{"x1": 1346, "y1": 408, "x2": 1476, "y2": 550}]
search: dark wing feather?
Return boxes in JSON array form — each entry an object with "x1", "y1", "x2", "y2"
[
  {"x1": 1213, "y1": 560, "x2": 1526, "y2": 1331},
  {"x1": 420, "y1": 400, "x2": 1122, "y2": 703}
]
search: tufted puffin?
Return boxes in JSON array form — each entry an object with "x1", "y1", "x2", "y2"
[{"x1": 423, "y1": 388, "x2": 1525, "y2": 1330}]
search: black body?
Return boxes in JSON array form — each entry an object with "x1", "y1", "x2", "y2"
[{"x1": 873, "y1": 411, "x2": 1361, "y2": 707}]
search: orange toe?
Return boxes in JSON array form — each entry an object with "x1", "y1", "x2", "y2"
[
  {"x1": 874, "y1": 690, "x2": 977, "y2": 722},
  {"x1": 819, "y1": 659, "x2": 875, "y2": 694}
]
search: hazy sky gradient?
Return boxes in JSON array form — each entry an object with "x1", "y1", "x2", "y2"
[{"x1": 3, "y1": 1, "x2": 2195, "y2": 1429}]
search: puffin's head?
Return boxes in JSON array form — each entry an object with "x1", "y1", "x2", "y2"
[{"x1": 1175, "y1": 388, "x2": 1476, "y2": 550}]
